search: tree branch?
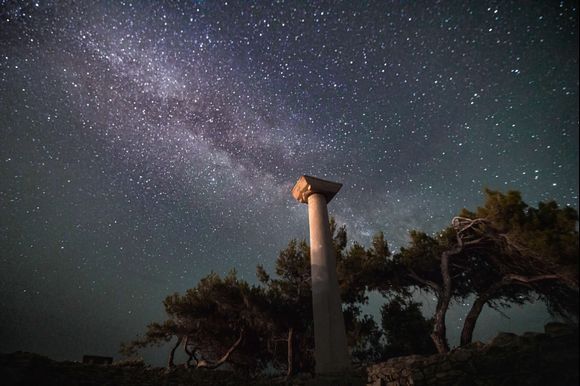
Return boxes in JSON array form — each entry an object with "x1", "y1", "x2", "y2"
[
  {"x1": 503, "y1": 274, "x2": 564, "y2": 286},
  {"x1": 196, "y1": 328, "x2": 244, "y2": 370},
  {"x1": 452, "y1": 217, "x2": 488, "y2": 234},
  {"x1": 167, "y1": 335, "x2": 183, "y2": 368},
  {"x1": 184, "y1": 336, "x2": 199, "y2": 368},
  {"x1": 407, "y1": 269, "x2": 441, "y2": 292}
]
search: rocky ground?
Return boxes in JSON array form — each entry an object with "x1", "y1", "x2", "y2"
[
  {"x1": 0, "y1": 352, "x2": 252, "y2": 386},
  {"x1": 367, "y1": 322, "x2": 578, "y2": 386},
  {"x1": 1, "y1": 323, "x2": 577, "y2": 386}
]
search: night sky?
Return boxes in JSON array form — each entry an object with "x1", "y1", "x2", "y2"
[{"x1": 0, "y1": 1, "x2": 578, "y2": 365}]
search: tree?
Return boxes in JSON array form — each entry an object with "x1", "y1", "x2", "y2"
[
  {"x1": 455, "y1": 190, "x2": 579, "y2": 345},
  {"x1": 380, "y1": 296, "x2": 436, "y2": 358},
  {"x1": 388, "y1": 229, "x2": 460, "y2": 353},
  {"x1": 121, "y1": 271, "x2": 273, "y2": 374},
  {"x1": 256, "y1": 239, "x2": 314, "y2": 376},
  {"x1": 385, "y1": 189, "x2": 579, "y2": 353},
  {"x1": 256, "y1": 219, "x2": 384, "y2": 373}
]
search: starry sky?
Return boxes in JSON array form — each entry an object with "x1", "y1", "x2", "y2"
[{"x1": 0, "y1": 0, "x2": 578, "y2": 365}]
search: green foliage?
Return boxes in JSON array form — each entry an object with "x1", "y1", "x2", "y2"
[
  {"x1": 393, "y1": 189, "x2": 578, "y2": 310},
  {"x1": 370, "y1": 231, "x2": 391, "y2": 260},
  {"x1": 339, "y1": 231, "x2": 396, "y2": 300},
  {"x1": 475, "y1": 189, "x2": 529, "y2": 232},
  {"x1": 122, "y1": 271, "x2": 273, "y2": 374},
  {"x1": 380, "y1": 296, "x2": 436, "y2": 358},
  {"x1": 258, "y1": 223, "x2": 389, "y2": 371},
  {"x1": 396, "y1": 231, "x2": 444, "y2": 285},
  {"x1": 343, "y1": 304, "x2": 383, "y2": 363},
  {"x1": 390, "y1": 189, "x2": 579, "y2": 350},
  {"x1": 468, "y1": 189, "x2": 578, "y2": 271},
  {"x1": 257, "y1": 238, "x2": 315, "y2": 373},
  {"x1": 468, "y1": 190, "x2": 578, "y2": 316}
]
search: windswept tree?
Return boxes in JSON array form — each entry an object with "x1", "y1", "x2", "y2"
[
  {"x1": 385, "y1": 189, "x2": 579, "y2": 353},
  {"x1": 455, "y1": 190, "x2": 579, "y2": 345},
  {"x1": 121, "y1": 271, "x2": 273, "y2": 374}
]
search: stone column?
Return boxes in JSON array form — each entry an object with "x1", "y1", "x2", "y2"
[{"x1": 292, "y1": 175, "x2": 351, "y2": 375}]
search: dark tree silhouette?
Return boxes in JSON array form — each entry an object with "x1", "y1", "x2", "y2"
[
  {"x1": 385, "y1": 189, "x2": 579, "y2": 353},
  {"x1": 121, "y1": 271, "x2": 273, "y2": 374},
  {"x1": 380, "y1": 296, "x2": 436, "y2": 358}
]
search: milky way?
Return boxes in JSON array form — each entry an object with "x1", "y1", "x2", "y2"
[{"x1": 0, "y1": 1, "x2": 577, "y2": 363}]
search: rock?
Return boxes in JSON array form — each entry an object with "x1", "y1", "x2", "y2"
[
  {"x1": 489, "y1": 332, "x2": 518, "y2": 347},
  {"x1": 448, "y1": 348, "x2": 472, "y2": 363},
  {"x1": 411, "y1": 370, "x2": 424, "y2": 381},
  {"x1": 544, "y1": 322, "x2": 575, "y2": 337},
  {"x1": 364, "y1": 324, "x2": 579, "y2": 386},
  {"x1": 460, "y1": 341, "x2": 485, "y2": 351}
]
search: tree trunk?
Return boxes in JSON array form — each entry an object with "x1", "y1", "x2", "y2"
[
  {"x1": 196, "y1": 329, "x2": 244, "y2": 370},
  {"x1": 168, "y1": 336, "x2": 183, "y2": 368},
  {"x1": 431, "y1": 249, "x2": 455, "y2": 354},
  {"x1": 286, "y1": 327, "x2": 294, "y2": 378},
  {"x1": 459, "y1": 279, "x2": 507, "y2": 347},
  {"x1": 184, "y1": 336, "x2": 197, "y2": 368},
  {"x1": 460, "y1": 294, "x2": 489, "y2": 346},
  {"x1": 431, "y1": 294, "x2": 450, "y2": 353},
  {"x1": 460, "y1": 274, "x2": 565, "y2": 346}
]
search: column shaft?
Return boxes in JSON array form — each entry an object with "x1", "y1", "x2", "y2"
[{"x1": 307, "y1": 193, "x2": 351, "y2": 374}]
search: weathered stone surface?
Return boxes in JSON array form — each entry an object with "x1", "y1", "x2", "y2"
[
  {"x1": 292, "y1": 175, "x2": 342, "y2": 204},
  {"x1": 366, "y1": 324, "x2": 578, "y2": 386}
]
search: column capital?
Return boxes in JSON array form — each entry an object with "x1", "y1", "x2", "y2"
[{"x1": 292, "y1": 175, "x2": 342, "y2": 204}]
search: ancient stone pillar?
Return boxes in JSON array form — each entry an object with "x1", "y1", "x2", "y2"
[{"x1": 292, "y1": 175, "x2": 351, "y2": 375}]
